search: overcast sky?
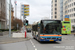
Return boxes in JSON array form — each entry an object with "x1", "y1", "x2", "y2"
[{"x1": 11, "y1": 0, "x2": 51, "y2": 24}]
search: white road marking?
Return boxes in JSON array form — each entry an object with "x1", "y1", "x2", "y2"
[
  {"x1": 35, "y1": 48, "x2": 37, "y2": 50},
  {"x1": 30, "y1": 40, "x2": 38, "y2": 50},
  {"x1": 30, "y1": 40, "x2": 36, "y2": 48}
]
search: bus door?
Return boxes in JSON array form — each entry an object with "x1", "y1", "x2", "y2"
[{"x1": 37, "y1": 23, "x2": 40, "y2": 40}]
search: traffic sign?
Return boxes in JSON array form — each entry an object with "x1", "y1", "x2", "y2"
[
  {"x1": 21, "y1": 4, "x2": 29, "y2": 16},
  {"x1": 65, "y1": 15, "x2": 69, "y2": 18}
]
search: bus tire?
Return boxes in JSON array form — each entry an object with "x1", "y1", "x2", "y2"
[{"x1": 33, "y1": 36, "x2": 35, "y2": 39}]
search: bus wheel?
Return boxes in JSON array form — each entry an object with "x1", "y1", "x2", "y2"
[{"x1": 33, "y1": 36, "x2": 35, "y2": 39}]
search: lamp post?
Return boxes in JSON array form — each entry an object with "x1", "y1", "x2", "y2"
[{"x1": 9, "y1": 0, "x2": 11, "y2": 37}]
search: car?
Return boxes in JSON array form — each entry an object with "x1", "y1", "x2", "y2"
[{"x1": 27, "y1": 28, "x2": 31, "y2": 32}]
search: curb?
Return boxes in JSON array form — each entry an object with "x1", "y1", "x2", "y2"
[{"x1": 0, "y1": 37, "x2": 31, "y2": 44}]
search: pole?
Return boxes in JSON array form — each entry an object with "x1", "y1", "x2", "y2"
[
  {"x1": 15, "y1": 0, "x2": 17, "y2": 18},
  {"x1": 9, "y1": 0, "x2": 11, "y2": 37},
  {"x1": 24, "y1": 16, "x2": 26, "y2": 38}
]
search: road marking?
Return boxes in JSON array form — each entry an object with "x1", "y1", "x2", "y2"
[
  {"x1": 35, "y1": 48, "x2": 37, "y2": 50},
  {"x1": 30, "y1": 40, "x2": 36, "y2": 48},
  {"x1": 30, "y1": 40, "x2": 38, "y2": 50}
]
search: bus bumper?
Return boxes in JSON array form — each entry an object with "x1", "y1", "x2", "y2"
[{"x1": 40, "y1": 39, "x2": 62, "y2": 41}]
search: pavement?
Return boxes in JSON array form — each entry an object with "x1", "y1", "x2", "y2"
[
  {"x1": 0, "y1": 32, "x2": 75, "y2": 50},
  {"x1": 0, "y1": 31, "x2": 30, "y2": 44}
]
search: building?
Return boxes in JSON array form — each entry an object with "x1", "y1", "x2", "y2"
[
  {"x1": 63, "y1": 0, "x2": 75, "y2": 31},
  {"x1": 0, "y1": 0, "x2": 6, "y2": 29},
  {"x1": 51, "y1": 0, "x2": 75, "y2": 31},
  {"x1": 6, "y1": 0, "x2": 14, "y2": 29},
  {"x1": 51, "y1": 0, "x2": 61, "y2": 20},
  {"x1": 11, "y1": 7, "x2": 14, "y2": 29},
  {"x1": 6, "y1": 0, "x2": 10, "y2": 29}
]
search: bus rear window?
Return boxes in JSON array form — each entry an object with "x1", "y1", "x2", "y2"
[{"x1": 64, "y1": 22, "x2": 70, "y2": 23}]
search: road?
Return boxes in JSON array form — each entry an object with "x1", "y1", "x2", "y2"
[{"x1": 0, "y1": 32, "x2": 75, "y2": 50}]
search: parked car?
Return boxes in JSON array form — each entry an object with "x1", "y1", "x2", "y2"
[{"x1": 26, "y1": 28, "x2": 31, "y2": 32}]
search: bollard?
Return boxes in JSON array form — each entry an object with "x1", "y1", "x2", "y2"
[{"x1": 25, "y1": 30, "x2": 26, "y2": 38}]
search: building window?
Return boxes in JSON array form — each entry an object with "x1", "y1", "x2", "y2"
[
  {"x1": 74, "y1": 13, "x2": 75, "y2": 16},
  {"x1": 71, "y1": 19, "x2": 73, "y2": 23},
  {"x1": 68, "y1": 10, "x2": 69, "y2": 12},
  {"x1": 74, "y1": 2, "x2": 75, "y2": 5},
  {"x1": 55, "y1": 4, "x2": 57, "y2": 6},
  {"x1": 74, "y1": 8, "x2": 75, "y2": 11},
  {"x1": 55, "y1": 12, "x2": 57, "y2": 14},
  {"x1": 72, "y1": 14, "x2": 74, "y2": 17},
  {"x1": 55, "y1": 16, "x2": 57, "y2": 18},
  {"x1": 72, "y1": 3, "x2": 73, "y2": 6},
  {"x1": 70, "y1": 14, "x2": 71, "y2": 17},
  {"x1": 72, "y1": 8, "x2": 74, "y2": 11},
  {"x1": 55, "y1": 8, "x2": 57, "y2": 10},
  {"x1": 74, "y1": 19, "x2": 75, "y2": 23},
  {"x1": 70, "y1": 9, "x2": 71, "y2": 12},
  {"x1": 55, "y1": 0, "x2": 57, "y2": 2},
  {"x1": 70, "y1": 4, "x2": 71, "y2": 7},
  {"x1": 68, "y1": 5, "x2": 69, "y2": 8}
]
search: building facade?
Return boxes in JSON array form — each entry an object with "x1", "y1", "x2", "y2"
[
  {"x1": 0, "y1": 0, "x2": 6, "y2": 29},
  {"x1": 51, "y1": 0, "x2": 60, "y2": 20},
  {"x1": 63, "y1": 0, "x2": 75, "y2": 31},
  {"x1": 51, "y1": 0, "x2": 75, "y2": 31},
  {"x1": 6, "y1": 0, "x2": 10, "y2": 29}
]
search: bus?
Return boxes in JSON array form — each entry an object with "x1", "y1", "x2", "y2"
[
  {"x1": 61, "y1": 20, "x2": 71, "y2": 35},
  {"x1": 32, "y1": 19, "x2": 62, "y2": 42}
]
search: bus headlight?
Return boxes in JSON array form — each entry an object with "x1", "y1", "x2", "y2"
[
  {"x1": 40, "y1": 38, "x2": 45, "y2": 39},
  {"x1": 58, "y1": 38, "x2": 61, "y2": 39}
]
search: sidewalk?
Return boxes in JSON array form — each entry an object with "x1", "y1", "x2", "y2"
[{"x1": 0, "y1": 32, "x2": 30, "y2": 44}]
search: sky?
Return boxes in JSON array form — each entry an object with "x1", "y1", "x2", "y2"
[{"x1": 11, "y1": 0, "x2": 51, "y2": 24}]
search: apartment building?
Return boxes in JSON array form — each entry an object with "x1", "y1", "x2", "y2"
[
  {"x1": 51, "y1": 0, "x2": 75, "y2": 31},
  {"x1": 51, "y1": 0, "x2": 61, "y2": 20},
  {"x1": 0, "y1": 0, "x2": 6, "y2": 29},
  {"x1": 63, "y1": 0, "x2": 75, "y2": 31}
]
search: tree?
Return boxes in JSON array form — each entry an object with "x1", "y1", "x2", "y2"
[{"x1": 11, "y1": 18, "x2": 23, "y2": 30}]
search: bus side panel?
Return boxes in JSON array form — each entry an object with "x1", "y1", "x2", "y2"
[{"x1": 62, "y1": 21, "x2": 71, "y2": 34}]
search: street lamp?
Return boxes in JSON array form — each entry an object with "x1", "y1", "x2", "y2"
[{"x1": 9, "y1": 0, "x2": 11, "y2": 37}]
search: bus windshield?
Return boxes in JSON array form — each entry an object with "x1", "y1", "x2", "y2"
[{"x1": 41, "y1": 20, "x2": 61, "y2": 34}]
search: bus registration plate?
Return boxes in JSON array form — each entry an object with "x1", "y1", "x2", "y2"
[{"x1": 50, "y1": 40, "x2": 54, "y2": 41}]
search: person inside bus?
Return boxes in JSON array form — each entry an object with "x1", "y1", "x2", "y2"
[{"x1": 53, "y1": 29, "x2": 58, "y2": 34}]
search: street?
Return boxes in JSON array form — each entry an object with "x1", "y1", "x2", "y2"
[{"x1": 0, "y1": 32, "x2": 75, "y2": 50}]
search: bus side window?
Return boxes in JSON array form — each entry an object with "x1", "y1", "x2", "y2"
[{"x1": 61, "y1": 23, "x2": 62, "y2": 28}]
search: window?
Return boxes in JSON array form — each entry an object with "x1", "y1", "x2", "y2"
[
  {"x1": 55, "y1": 16, "x2": 57, "y2": 18},
  {"x1": 74, "y1": 2, "x2": 75, "y2": 5},
  {"x1": 72, "y1": 8, "x2": 74, "y2": 11},
  {"x1": 55, "y1": 8, "x2": 57, "y2": 10},
  {"x1": 68, "y1": 10, "x2": 69, "y2": 12},
  {"x1": 55, "y1": 12, "x2": 57, "y2": 14},
  {"x1": 64, "y1": 22, "x2": 70, "y2": 23},
  {"x1": 72, "y1": 3, "x2": 73, "y2": 6},
  {"x1": 70, "y1": 9, "x2": 71, "y2": 12},
  {"x1": 74, "y1": 19, "x2": 75, "y2": 23},
  {"x1": 55, "y1": 0, "x2": 57, "y2": 2},
  {"x1": 70, "y1": 14, "x2": 71, "y2": 17},
  {"x1": 70, "y1": 4, "x2": 71, "y2": 7},
  {"x1": 68, "y1": 5, "x2": 69, "y2": 8},
  {"x1": 55, "y1": 4, "x2": 57, "y2": 6},
  {"x1": 74, "y1": 13, "x2": 75, "y2": 16},
  {"x1": 74, "y1": 8, "x2": 75, "y2": 11},
  {"x1": 71, "y1": 19, "x2": 73, "y2": 23},
  {"x1": 72, "y1": 14, "x2": 74, "y2": 17}
]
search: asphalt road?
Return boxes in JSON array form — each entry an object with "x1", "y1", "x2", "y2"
[{"x1": 0, "y1": 32, "x2": 75, "y2": 50}]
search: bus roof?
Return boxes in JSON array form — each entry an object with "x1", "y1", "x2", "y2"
[{"x1": 32, "y1": 19, "x2": 61, "y2": 25}]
